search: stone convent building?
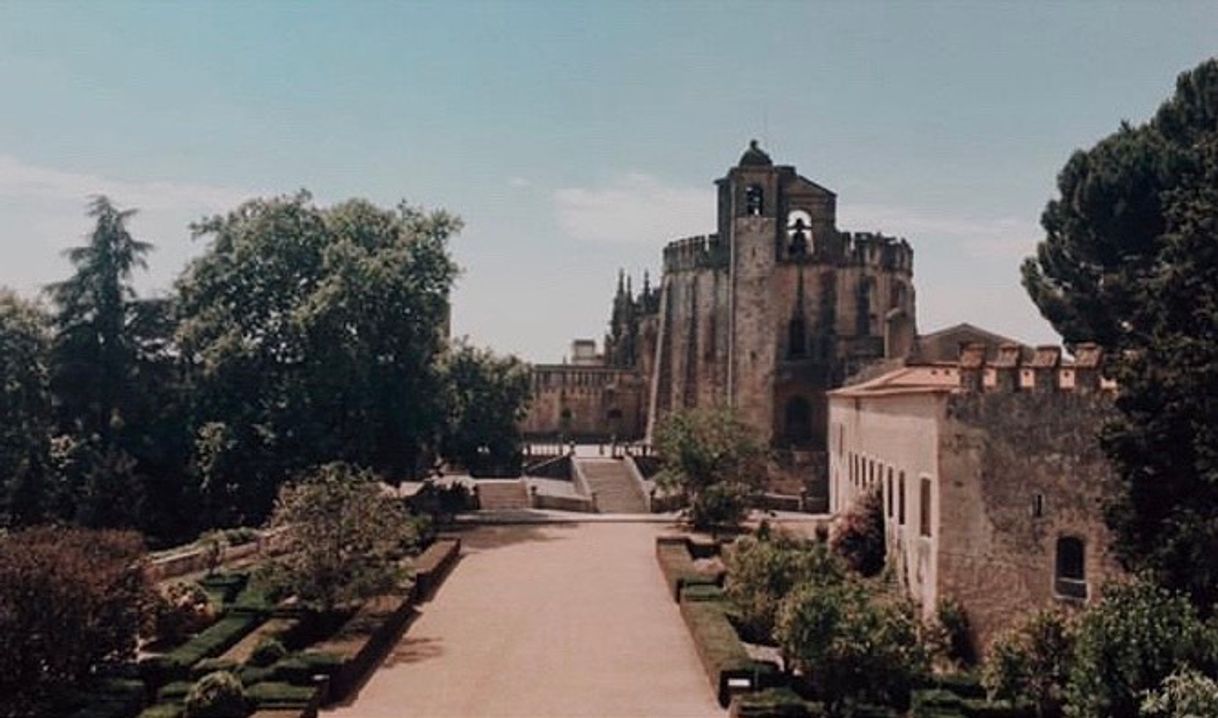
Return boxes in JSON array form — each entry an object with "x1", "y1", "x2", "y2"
[{"x1": 523, "y1": 141, "x2": 918, "y2": 499}]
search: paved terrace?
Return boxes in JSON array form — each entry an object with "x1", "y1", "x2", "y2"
[{"x1": 324, "y1": 521, "x2": 724, "y2": 718}]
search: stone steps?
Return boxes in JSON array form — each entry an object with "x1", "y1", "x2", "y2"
[
  {"x1": 577, "y1": 459, "x2": 648, "y2": 514},
  {"x1": 476, "y1": 480, "x2": 530, "y2": 510}
]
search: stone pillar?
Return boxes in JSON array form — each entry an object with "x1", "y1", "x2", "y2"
[
  {"x1": 1031, "y1": 346, "x2": 1062, "y2": 392},
  {"x1": 958, "y1": 342, "x2": 986, "y2": 392},
  {"x1": 991, "y1": 343, "x2": 1022, "y2": 393}
]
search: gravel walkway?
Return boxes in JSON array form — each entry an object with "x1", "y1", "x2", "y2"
[{"x1": 323, "y1": 522, "x2": 723, "y2": 717}]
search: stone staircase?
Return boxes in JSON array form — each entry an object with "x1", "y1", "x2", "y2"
[
  {"x1": 476, "y1": 479, "x2": 530, "y2": 510},
  {"x1": 577, "y1": 458, "x2": 648, "y2": 514}
]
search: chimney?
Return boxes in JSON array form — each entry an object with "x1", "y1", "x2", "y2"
[
  {"x1": 1030, "y1": 345, "x2": 1062, "y2": 392},
  {"x1": 958, "y1": 342, "x2": 987, "y2": 393},
  {"x1": 1073, "y1": 343, "x2": 1104, "y2": 392},
  {"x1": 991, "y1": 343, "x2": 1022, "y2": 393}
]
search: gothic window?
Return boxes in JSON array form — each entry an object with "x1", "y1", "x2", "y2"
[
  {"x1": 1033, "y1": 493, "x2": 1045, "y2": 518},
  {"x1": 1055, "y1": 537, "x2": 1087, "y2": 599},
  {"x1": 887, "y1": 471, "x2": 894, "y2": 517},
  {"x1": 787, "y1": 316, "x2": 807, "y2": 358},
  {"x1": 784, "y1": 396, "x2": 812, "y2": 446},
  {"x1": 745, "y1": 185, "x2": 764, "y2": 216},
  {"x1": 856, "y1": 279, "x2": 873, "y2": 337},
  {"x1": 891, "y1": 282, "x2": 907, "y2": 310}
]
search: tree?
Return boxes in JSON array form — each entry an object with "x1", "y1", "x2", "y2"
[
  {"x1": 178, "y1": 193, "x2": 460, "y2": 524},
  {"x1": 1021, "y1": 59, "x2": 1218, "y2": 608},
  {"x1": 830, "y1": 486, "x2": 886, "y2": 577},
  {"x1": 0, "y1": 526, "x2": 149, "y2": 715},
  {"x1": 1065, "y1": 580, "x2": 1213, "y2": 718},
  {"x1": 0, "y1": 291, "x2": 54, "y2": 526},
  {"x1": 983, "y1": 609, "x2": 1075, "y2": 718},
  {"x1": 264, "y1": 462, "x2": 421, "y2": 613},
  {"x1": 653, "y1": 407, "x2": 767, "y2": 532},
  {"x1": 440, "y1": 340, "x2": 531, "y2": 476},
  {"x1": 724, "y1": 531, "x2": 845, "y2": 643},
  {"x1": 46, "y1": 197, "x2": 152, "y2": 442},
  {"x1": 776, "y1": 578, "x2": 926, "y2": 715}
]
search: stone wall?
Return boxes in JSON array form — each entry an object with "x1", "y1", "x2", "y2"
[
  {"x1": 521, "y1": 366, "x2": 647, "y2": 441},
  {"x1": 938, "y1": 387, "x2": 1124, "y2": 649}
]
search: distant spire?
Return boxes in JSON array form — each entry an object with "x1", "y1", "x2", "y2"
[
  {"x1": 643, "y1": 270, "x2": 651, "y2": 296},
  {"x1": 616, "y1": 269, "x2": 625, "y2": 296},
  {"x1": 626, "y1": 273, "x2": 633, "y2": 299}
]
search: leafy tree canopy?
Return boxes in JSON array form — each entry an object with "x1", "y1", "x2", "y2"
[
  {"x1": 177, "y1": 193, "x2": 460, "y2": 524},
  {"x1": 440, "y1": 339, "x2": 531, "y2": 475},
  {"x1": 1022, "y1": 58, "x2": 1218, "y2": 607}
]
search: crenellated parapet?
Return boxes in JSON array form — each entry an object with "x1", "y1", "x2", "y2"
[
  {"x1": 662, "y1": 233, "x2": 728, "y2": 273},
  {"x1": 839, "y1": 231, "x2": 914, "y2": 273},
  {"x1": 956, "y1": 342, "x2": 1115, "y2": 394}
]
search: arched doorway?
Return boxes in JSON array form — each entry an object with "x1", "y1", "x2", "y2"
[{"x1": 784, "y1": 396, "x2": 812, "y2": 446}]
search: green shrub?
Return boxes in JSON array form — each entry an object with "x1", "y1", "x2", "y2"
[
  {"x1": 724, "y1": 533, "x2": 844, "y2": 643},
  {"x1": 196, "y1": 573, "x2": 246, "y2": 605},
  {"x1": 959, "y1": 698, "x2": 1034, "y2": 718},
  {"x1": 222, "y1": 528, "x2": 260, "y2": 546},
  {"x1": 147, "y1": 582, "x2": 219, "y2": 646},
  {"x1": 1141, "y1": 668, "x2": 1218, "y2": 717},
  {"x1": 1065, "y1": 580, "x2": 1211, "y2": 718},
  {"x1": 183, "y1": 671, "x2": 247, "y2": 718},
  {"x1": 928, "y1": 597, "x2": 975, "y2": 668},
  {"x1": 248, "y1": 637, "x2": 287, "y2": 667},
  {"x1": 981, "y1": 609, "x2": 1073, "y2": 717},
  {"x1": 236, "y1": 665, "x2": 274, "y2": 686},
  {"x1": 927, "y1": 672, "x2": 985, "y2": 700},
  {"x1": 776, "y1": 579, "x2": 926, "y2": 714},
  {"x1": 246, "y1": 681, "x2": 317, "y2": 708}
]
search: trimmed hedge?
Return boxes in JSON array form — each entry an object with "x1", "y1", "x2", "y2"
[
  {"x1": 157, "y1": 681, "x2": 193, "y2": 703},
  {"x1": 142, "y1": 614, "x2": 264, "y2": 684},
  {"x1": 64, "y1": 678, "x2": 147, "y2": 718},
  {"x1": 681, "y1": 584, "x2": 727, "y2": 603},
  {"x1": 246, "y1": 681, "x2": 319, "y2": 709},
  {"x1": 136, "y1": 704, "x2": 184, "y2": 718},
  {"x1": 657, "y1": 536, "x2": 723, "y2": 602},
  {"x1": 729, "y1": 688, "x2": 822, "y2": 718},
  {"x1": 190, "y1": 657, "x2": 238, "y2": 680},
  {"x1": 412, "y1": 538, "x2": 461, "y2": 601},
  {"x1": 679, "y1": 598, "x2": 772, "y2": 707},
  {"x1": 197, "y1": 573, "x2": 247, "y2": 605},
  {"x1": 267, "y1": 651, "x2": 345, "y2": 685},
  {"x1": 923, "y1": 673, "x2": 986, "y2": 700}
]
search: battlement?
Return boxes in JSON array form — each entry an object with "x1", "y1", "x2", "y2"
[
  {"x1": 839, "y1": 231, "x2": 914, "y2": 272},
  {"x1": 662, "y1": 233, "x2": 728, "y2": 272},
  {"x1": 956, "y1": 342, "x2": 1115, "y2": 394}
]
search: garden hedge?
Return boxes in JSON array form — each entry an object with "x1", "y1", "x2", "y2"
[
  {"x1": 657, "y1": 536, "x2": 723, "y2": 602},
  {"x1": 729, "y1": 688, "x2": 822, "y2": 718},
  {"x1": 680, "y1": 583, "x2": 727, "y2": 603},
  {"x1": 679, "y1": 598, "x2": 773, "y2": 707},
  {"x1": 246, "y1": 681, "x2": 320, "y2": 710},
  {"x1": 64, "y1": 678, "x2": 146, "y2": 718},
  {"x1": 142, "y1": 613, "x2": 264, "y2": 684},
  {"x1": 135, "y1": 704, "x2": 183, "y2": 718}
]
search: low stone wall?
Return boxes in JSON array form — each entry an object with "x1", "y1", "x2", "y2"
[
  {"x1": 147, "y1": 527, "x2": 291, "y2": 583},
  {"x1": 531, "y1": 492, "x2": 596, "y2": 513}
]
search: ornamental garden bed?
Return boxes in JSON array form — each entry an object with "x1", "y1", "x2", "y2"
[
  {"x1": 65, "y1": 535, "x2": 462, "y2": 718},
  {"x1": 656, "y1": 535, "x2": 1034, "y2": 718}
]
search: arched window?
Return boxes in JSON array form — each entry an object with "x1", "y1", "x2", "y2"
[
  {"x1": 1055, "y1": 537, "x2": 1087, "y2": 599},
  {"x1": 787, "y1": 316, "x2": 807, "y2": 358},
  {"x1": 783, "y1": 396, "x2": 812, "y2": 446},
  {"x1": 745, "y1": 185, "x2": 764, "y2": 216},
  {"x1": 787, "y1": 210, "x2": 813, "y2": 257}
]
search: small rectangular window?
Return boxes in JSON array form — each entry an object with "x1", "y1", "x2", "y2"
[
  {"x1": 919, "y1": 477, "x2": 932, "y2": 537},
  {"x1": 898, "y1": 471, "x2": 906, "y2": 525},
  {"x1": 886, "y1": 473, "x2": 894, "y2": 517},
  {"x1": 1033, "y1": 493, "x2": 1045, "y2": 518}
]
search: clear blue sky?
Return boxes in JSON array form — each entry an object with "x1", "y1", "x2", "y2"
[{"x1": 1, "y1": 2, "x2": 1214, "y2": 360}]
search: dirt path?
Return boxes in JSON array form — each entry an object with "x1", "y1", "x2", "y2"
[{"x1": 324, "y1": 522, "x2": 722, "y2": 717}]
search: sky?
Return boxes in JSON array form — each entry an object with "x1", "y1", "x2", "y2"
[{"x1": 0, "y1": 2, "x2": 1215, "y2": 361}]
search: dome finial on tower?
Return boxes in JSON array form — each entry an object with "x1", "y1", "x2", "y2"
[{"x1": 739, "y1": 139, "x2": 773, "y2": 167}]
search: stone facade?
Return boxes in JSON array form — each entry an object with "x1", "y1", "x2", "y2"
[
  {"x1": 523, "y1": 142, "x2": 918, "y2": 499},
  {"x1": 828, "y1": 343, "x2": 1123, "y2": 650}
]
